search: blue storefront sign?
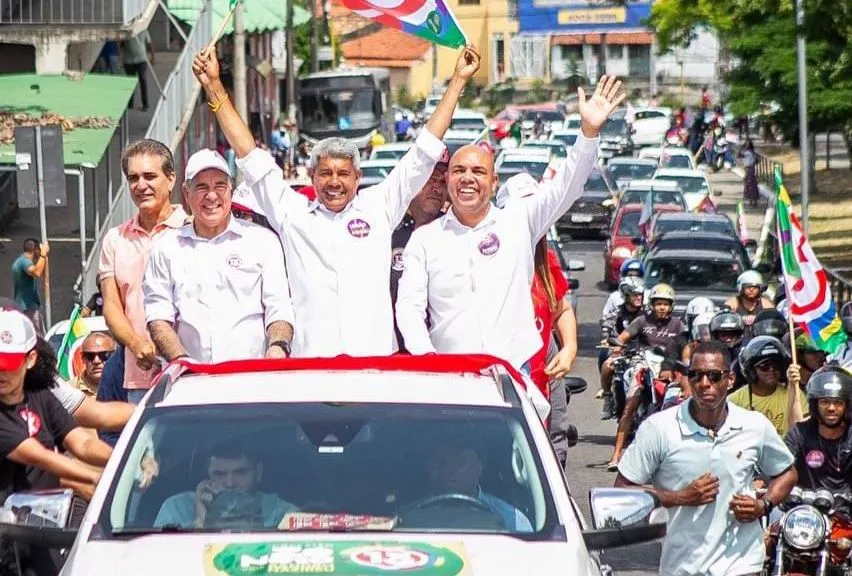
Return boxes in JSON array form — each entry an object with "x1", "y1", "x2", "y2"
[{"x1": 518, "y1": 0, "x2": 653, "y2": 34}]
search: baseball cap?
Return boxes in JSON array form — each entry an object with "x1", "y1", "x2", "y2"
[
  {"x1": 185, "y1": 149, "x2": 232, "y2": 181},
  {"x1": 0, "y1": 309, "x2": 37, "y2": 371},
  {"x1": 495, "y1": 172, "x2": 538, "y2": 209}
]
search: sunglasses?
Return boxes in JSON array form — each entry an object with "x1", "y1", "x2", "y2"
[
  {"x1": 83, "y1": 350, "x2": 113, "y2": 362},
  {"x1": 755, "y1": 362, "x2": 781, "y2": 372},
  {"x1": 688, "y1": 369, "x2": 727, "y2": 384}
]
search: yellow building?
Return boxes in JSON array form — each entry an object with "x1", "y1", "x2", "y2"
[{"x1": 434, "y1": 0, "x2": 519, "y2": 88}]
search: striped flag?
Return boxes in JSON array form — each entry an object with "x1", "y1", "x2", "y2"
[
  {"x1": 57, "y1": 305, "x2": 90, "y2": 380},
  {"x1": 638, "y1": 190, "x2": 654, "y2": 238},
  {"x1": 736, "y1": 200, "x2": 748, "y2": 243},
  {"x1": 340, "y1": 0, "x2": 467, "y2": 48},
  {"x1": 775, "y1": 168, "x2": 847, "y2": 354}
]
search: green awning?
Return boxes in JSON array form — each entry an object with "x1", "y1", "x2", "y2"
[
  {"x1": 0, "y1": 74, "x2": 137, "y2": 167},
  {"x1": 168, "y1": 0, "x2": 310, "y2": 35}
]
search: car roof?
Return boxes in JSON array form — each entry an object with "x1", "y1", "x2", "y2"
[
  {"x1": 522, "y1": 140, "x2": 564, "y2": 147},
  {"x1": 661, "y1": 147, "x2": 692, "y2": 156},
  {"x1": 616, "y1": 203, "x2": 683, "y2": 215},
  {"x1": 452, "y1": 109, "x2": 487, "y2": 119},
  {"x1": 654, "y1": 212, "x2": 730, "y2": 222},
  {"x1": 624, "y1": 179, "x2": 681, "y2": 191},
  {"x1": 552, "y1": 128, "x2": 580, "y2": 136},
  {"x1": 654, "y1": 168, "x2": 707, "y2": 178},
  {"x1": 499, "y1": 151, "x2": 550, "y2": 162},
  {"x1": 653, "y1": 230, "x2": 739, "y2": 241},
  {"x1": 608, "y1": 157, "x2": 658, "y2": 166},
  {"x1": 373, "y1": 143, "x2": 412, "y2": 151},
  {"x1": 150, "y1": 355, "x2": 525, "y2": 409},
  {"x1": 648, "y1": 248, "x2": 738, "y2": 261}
]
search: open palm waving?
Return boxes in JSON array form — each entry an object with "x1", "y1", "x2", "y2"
[{"x1": 577, "y1": 75, "x2": 626, "y2": 138}]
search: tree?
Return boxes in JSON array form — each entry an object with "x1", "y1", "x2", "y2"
[{"x1": 648, "y1": 0, "x2": 852, "y2": 168}]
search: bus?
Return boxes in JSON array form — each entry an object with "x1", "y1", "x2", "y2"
[{"x1": 296, "y1": 68, "x2": 393, "y2": 152}]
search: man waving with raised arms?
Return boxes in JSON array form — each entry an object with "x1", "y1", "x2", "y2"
[
  {"x1": 396, "y1": 75, "x2": 624, "y2": 371},
  {"x1": 192, "y1": 46, "x2": 480, "y2": 357}
]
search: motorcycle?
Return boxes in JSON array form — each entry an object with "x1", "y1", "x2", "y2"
[
  {"x1": 605, "y1": 338, "x2": 667, "y2": 427},
  {"x1": 766, "y1": 487, "x2": 852, "y2": 576}
]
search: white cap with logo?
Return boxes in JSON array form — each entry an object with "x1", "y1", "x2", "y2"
[
  {"x1": 0, "y1": 309, "x2": 37, "y2": 371},
  {"x1": 185, "y1": 149, "x2": 232, "y2": 181}
]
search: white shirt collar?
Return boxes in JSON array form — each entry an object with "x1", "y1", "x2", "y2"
[
  {"x1": 441, "y1": 204, "x2": 498, "y2": 231},
  {"x1": 178, "y1": 214, "x2": 243, "y2": 241}
]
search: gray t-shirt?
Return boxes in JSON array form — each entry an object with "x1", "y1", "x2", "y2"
[{"x1": 122, "y1": 30, "x2": 150, "y2": 65}]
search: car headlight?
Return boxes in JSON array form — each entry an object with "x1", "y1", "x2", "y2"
[
  {"x1": 612, "y1": 247, "x2": 633, "y2": 258},
  {"x1": 782, "y1": 506, "x2": 826, "y2": 550}
]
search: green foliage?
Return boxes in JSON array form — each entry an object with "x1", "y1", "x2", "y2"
[
  {"x1": 395, "y1": 85, "x2": 418, "y2": 111},
  {"x1": 483, "y1": 78, "x2": 516, "y2": 116},
  {"x1": 528, "y1": 78, "x2": 552, "y2": 103}
]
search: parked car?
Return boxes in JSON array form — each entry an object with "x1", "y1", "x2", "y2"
[
  {"x1": 603, "y1": 203, "x2": 683, "y2": 287},
  {"x1": 637, "y1": 147, "x2": 664, "y2": 162},
  {"x1": 563, "y1": 113, "x2": 582, "y2": 130},
  {"x1": 598, "y1": 117, "x2": 634, "y2": 161},
  {"x1": 649, "y1": 212, "x2": 738, "y2": 240},
  {"x1": 520, "y1": 140, "x2": 568, "y2": 158},
  {"x1": 2, "y1": 356, "x2": 667, "y2": 575},
  {"x1": 556, "y1": 165, "x2": 618, "y2": 238},
  {"x1": 652, "y1": 168, "x2": 713, "y2": 211},
  {"x1": 658, "y1": 147, "x2": 695, "y2": 170},
  {"x1": 606, "y1": 158, "x2": 659, "y2": 191},
  {"x1": 359, "y1": 160, "x2": 397, "y2": 190},
  {"x1": 496, "y1": 151, "x2": 551, "y2": 185},
  {"x1": 519, "y1": 104, "x2": 565, "y2": 137},
  {"x1": 644, "y1": 248, "x2": 744, "y2": 313},
  {"x1": 369, "y1": 142, "x2": 412, "y2": 161},
  {"x1": 551, "y1": 128, "x2": 580, "y2": 148},
  {"x1": 630, "y1": 107, "x2": 672, "y2": 147},
  {"x1": 619, "y1": 180, "x2": 687, "y2": 211},
  {"x1": 643, "y1": 231, "x2": 753, "y2": 272},
  {"x1": 450, "y1": 109, "x2": 489, "y2": 135}
]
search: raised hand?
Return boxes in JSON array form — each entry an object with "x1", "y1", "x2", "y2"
[
  {"x1": 577, "y1": 75, "x2": 626, "y2": 138},
  {"x1": 192, "y1": 49, "x2": 221, "y2": 87},
  {"x1": 454, "y1": 45, "x2": 481, "y2": 81}
]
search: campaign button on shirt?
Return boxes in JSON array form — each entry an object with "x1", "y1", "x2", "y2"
[
  {"x1": 18, "y1": 408, "x2": 42, "y2": 437},
  {"x1": 806, "y1": 449, "x2": 825, "y2": 468},
  {"x1": 478, "y1": 232, "x2": 500, "y2": 256},
  {"x1": 391, "y1": 247, "x2": 405, "y2": 272},
  {"x1": 347, "y1": 218, "x2": 371, "y2": 238}
]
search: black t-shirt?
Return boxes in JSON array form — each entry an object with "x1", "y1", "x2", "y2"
[
  {"x1": 85, "y1": 292, "x2": 104, "y2": 316},
  {"x1": 625, "y1": 313, "x2": 685, "y2": 351},
  {"x1": 613, "y1": 305, "x2": 642, "y2": 337},
  {"x1": 0, "y1": 389, "x2": 77, "y2": 505},
  {"x1": 785, "y1": 421, "x2": 852, "y2": 494}
]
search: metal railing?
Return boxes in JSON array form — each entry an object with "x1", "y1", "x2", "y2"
[
  {"x1": 74, "y1": 0, "x2": 212, "y2": 301},
  {"x1": 735, "y1": 147, "x2": 782, "y2": 188},
  {"x1": 0, "y1": 0, "x2": 149, "y2": 25}
]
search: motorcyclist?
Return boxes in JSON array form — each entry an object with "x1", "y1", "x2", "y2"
[
  {"x1": 601, "y1": 259, "x2": 645, "y2": 322},
  {"x1": 709, "y1": 310, "x2": 747, "y2": 391},
  {"x1": 730, "y1": 335, "x2": 809, "y2": 437},
  {"x1": 680, "y1": 297, "x2": 716, "y2": 363},
  {"x1": 783, "y1": 328, "x2": 827, "y2": 390},
  {"x1": 599, "y1": 277, "x2": 645, "y2": 420},
  {"x1": 533, "y1": 113, "x2": 545, "y2": 138},
  {"x1": 750, "y1": 309, "x2": 789, "y2": 341},
  {"x1": 724, "y1": 270, "x2": 773, "y2": 332},
  {"x1": 829, "y1": 302, "x2": 852, "y2": 365}
]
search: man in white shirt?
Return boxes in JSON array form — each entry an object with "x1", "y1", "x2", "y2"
[
  {"x1": 192, "y1": 46, "x2": 480, "y2": 358},
  {"x1": 143, "y1": 149, "x2": 295, "y2": 362},
  {"x1": 395, "y1": 76, "x2": 625, "y2": 370}
]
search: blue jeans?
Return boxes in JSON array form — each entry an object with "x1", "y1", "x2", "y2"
[{"x1": 96, "y1": 345, "x2": 128, "y2": 446}]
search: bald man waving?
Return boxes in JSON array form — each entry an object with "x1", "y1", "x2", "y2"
[{"x1": 396, "y1": 76, "x2": 625, "y2": 372}]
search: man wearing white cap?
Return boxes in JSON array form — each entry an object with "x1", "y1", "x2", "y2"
[
  {"x1": 396, "y1": 75, "x2": 625, "y2": 371},
  {"x1": 143, "y1": 149, "x2": 295, "y2": 363},
  {"x1": 192, "y1": 47, "x2": 480, "y2": 358}
]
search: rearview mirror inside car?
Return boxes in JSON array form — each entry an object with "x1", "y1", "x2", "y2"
[{"x1": 582, "y1": 487, "x2": 668, "y2": 550}]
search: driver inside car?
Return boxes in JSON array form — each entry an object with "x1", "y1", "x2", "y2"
[
  {"x1": 417, "y1": 442, "x2": 533, "y2": 533},
  {"x1": 154, "y1": 440, "x2": 297, "y2": 529}
]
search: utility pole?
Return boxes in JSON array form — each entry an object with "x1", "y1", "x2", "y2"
[
  {"x1": 310, "y1": 0, "x2": 319, "y2": 72},
  {"x1": 286, "y1": 0, "x2": 296, "y2": 122},
  {"x1": 233, "y1": 0, "x2": 248, "y2": 122},
  {"x1": 795, "y1": 0, "x2": 810, "y2": 235}
]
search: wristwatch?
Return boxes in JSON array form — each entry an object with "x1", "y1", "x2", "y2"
[
  {"x1": 269, "y1": 340, "x2": 291, "y2": 356},
  {"x1": 761, "y1": 497, "x2": 774, "y2": 516}
]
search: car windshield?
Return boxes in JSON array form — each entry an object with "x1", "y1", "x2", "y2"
[
  {"x1": 372, "y1": 150, "x2": 407, "y2": 161},
  {"x1": 585, "y1": 171, "x2": 611, "y2": 193},
  {"x1": 497, "y1": 161, "x2": 547, "y2": 184},
  {"x1": 646, "y1": 258, "x2": 743, "y2": 291},
  {"x1": 300, "y1": 90, "x2": 378, "y2": 132},
  {"x1": 655, "y1": 176, "x2": 708, "y2": 194},
  {"x1": 101, "y1": 403, "x2": 553, "y2": 536},
  {"x1": 616, "y1": 211, "x2": 641, "y2": 236},
  {"x1": 522, "y1": 143, "x2": 567, "y2": 158},
  {"x1": 608, "y1": 163, "x2": 657, "y2": 181},
  {"x1": 622, "y1": 189, "x2": 684, "y2": 207},
  {"x1": 552, "y1": 133, "x2": 578, "y2": 147},
  {"x1": 654, "y1": 219, "x2": 736, "y2": 237},
  {"x1": 361, "y1": 166, "x2": 392, "y2": 179},
  {"x1": 451, "y1": 118, "x2": 487, "y2": 132},
  {"x1": 600, "y1": 119, "x2": 628, "y2": 136},
  {"x1": 660, "y1": 155, "x2": 692, "y2": 169},
  {"x1": 523, "y1": 110, "x2": 564, "y2": 122}
]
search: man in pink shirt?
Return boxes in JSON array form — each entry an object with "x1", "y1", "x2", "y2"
[{"x1": 99, "y1": 139, "x2": 188, "y2": 404}]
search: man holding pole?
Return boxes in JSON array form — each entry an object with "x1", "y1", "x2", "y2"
[{"x1": 11, "y1": 238, "x2": 49, "y2": 335}]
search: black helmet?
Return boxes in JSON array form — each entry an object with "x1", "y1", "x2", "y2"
[
  {"x1": 806, "y1": 365, "x2": 852, "y2": 403},
  {"x1": 739, "y1": 335, "x2": 791, "y2": 382},
  {"x1": 773, "y1": 283, "x2": 786, "y2": 307},
  {"x1": 710, "y1": 311, "x2": 745, "y2": 346},
  {"x1": 751, "y1": 309, "x2": 788, "y2": 340},
  {"x1": 841, "y1": 302, "x2": 852, "y2": 335}
]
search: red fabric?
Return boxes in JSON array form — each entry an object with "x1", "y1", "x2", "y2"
[
  {"x1": 528, "y1": 249, "x2": 570, "y2": 397},
  {"x1": 165, "y1": 353, "x2": 526, "y2": 390},
  {"x1": 295, "y1": 185, "x2": 317, "y2": 201}
]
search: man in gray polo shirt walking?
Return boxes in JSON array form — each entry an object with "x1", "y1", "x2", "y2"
[{"x1": 615, "y1": 339, "x2": 797, "y2": 576}]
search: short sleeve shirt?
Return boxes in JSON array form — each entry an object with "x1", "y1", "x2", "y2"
[
  {"x1": 0, "y1": 390, "x2": 77, "y2": 505},
  {"x1": 624, "y1": 313, "x2": 684, "y2": 350},
  {"x1": 728, "y1": 385, "x2": 810, "y2": 437},
  {"x1": 11, "y1": 255, "x2": 40, "y2": 311},
  {"x1": 785, "y1": 422, "x2": 852, "y2": 494},
  {"x1": 618, "y1": 401, "x2": 794, "y2": 576}
]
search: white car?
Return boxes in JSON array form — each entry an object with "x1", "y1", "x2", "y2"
[
  {"x1": 551, "y1": 128, "x2": 580, "y2": 149},
  {"x1": 1, "y1": 356, "x2": 667, "y2": 575},
  {"x1": 630, "y1": 107, "x2": 672, "y2": 147},
  {"x1": 449, "y1": 109, "x2": 488, "y2": 138},
  {"x1": 658, "y1": 147, "x2": 696, "y2": 170},
  {"x1": 369, "y1": 142, "x2": 413, "y2": 161},
  {"x1": 563, "y1": 113, "x2": 582, "y2": 130},
  {"x1": 606, "y1": 157, "x2": 659, "y2": 191},
  {"x1": 496, "y1": 151, "x2": 552, "y2": 185},
  {"x1": 653, "y1": 168, "x2": 713, "y2": 211},
  {"x1": 637, "y1": 146, "x2": 664, "y2": 162},
  {"x1": 358, "y1": 159, "x2": 397, "y2": 190},
  {"x1": 421, "y1": 94, "x2": 442, "y2": 118}
]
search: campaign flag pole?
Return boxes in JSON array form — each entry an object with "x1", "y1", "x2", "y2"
[{"x1": 206, "y1": 0, "x2": 241, "y2": 54}]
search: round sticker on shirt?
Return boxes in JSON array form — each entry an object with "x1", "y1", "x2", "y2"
[
  {"x1": 227, "y1": 254, "x2": 243, "y2": 268},
  {"x1": 478, "y1": 233, "x2": 500, "y2": 256},
  {"x1": 391, "y1": 247, "x2": 405, "y2": 272},
  {"x1": 347, "y1": 218, "x2": 371, "y2": 238},
  {"x1": 18, "y1": 408, "x2": 42, "y2": 437},
  {"x1": 805, "y1": 449, "x2": 825, "y2": 469}
]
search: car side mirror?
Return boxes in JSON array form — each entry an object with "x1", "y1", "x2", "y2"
[
  {"x1": 0, "y1": 489, "x2": 82, "y2": 549},
  {"x1": 567, "y1": 259, "x2": 585, "y2": 271},
  {"x1": 568, "y1": 278, "x2": 580, "y2": 291},
  {"x1": 582, "y1": 487, "x2": 668, "y2": 550}
]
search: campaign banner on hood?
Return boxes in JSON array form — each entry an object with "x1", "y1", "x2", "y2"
[{"x1": 338, "y1": 0, "x2": 468, "y2": 48}]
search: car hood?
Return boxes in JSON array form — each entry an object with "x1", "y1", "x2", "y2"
[{"x1": 63, "y1": 532, "x2": 598, "y2": 575}]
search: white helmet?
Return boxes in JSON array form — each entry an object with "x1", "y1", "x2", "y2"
[
  {"x1": 737, "y1": 270, "x2": 764, "y2": 294},
  {"x1": 691, "y1": 311, "x2": 715, "y2": 342},
  {"x1": 619, "y1": 276, "x2": 645, "y2": 298},
  {"x1": 686, "y1": 297, "x2": 715, "y2": 317}
]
